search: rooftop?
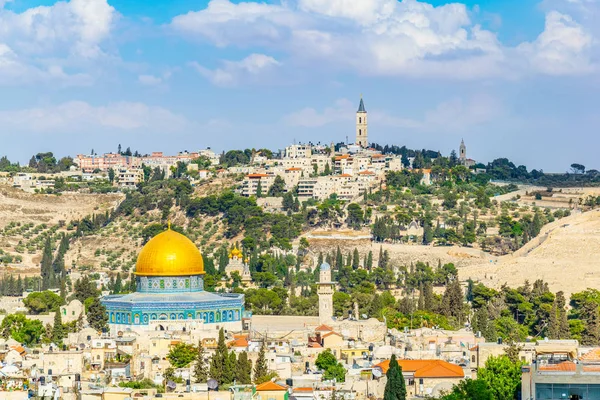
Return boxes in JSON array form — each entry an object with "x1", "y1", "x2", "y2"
[{"x1": 375, "y1": 359, "x2": 464, "y2": 378}]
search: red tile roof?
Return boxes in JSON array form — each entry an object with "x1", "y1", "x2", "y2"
[
  {"x1": 322, "y1": 332, "x2": 343, "y2": 339},
  {"x1": 315, "y1": 324, "x2": 333, "y2": 332},
  {"x1": 255, "y1": 381, "x2": 287, "y2": 391},
  {"x1": 581, "y1": 348, "x2": 600, "y2": 361},
  {"x1": 229, "y1": 337, "x2": 249, "y2": 348},
  {"x1": 375, "y1": 359, "x2": 464, "y2": 378}
]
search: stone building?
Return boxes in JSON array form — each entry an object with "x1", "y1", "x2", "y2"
[
  {"x1": 356, "y1": 97, "x2": 368, "y2": 148},
  {"x1": 101, "y1": 227, "x2": 245, "y2": 336},
  {"x1": 317, "y1": 263, "x2": 334, "y2": 324},
  {"x1": 225, "y1": 247, "x2": 252, "y2": 283}
]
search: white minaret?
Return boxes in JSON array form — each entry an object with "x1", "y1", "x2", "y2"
[
  {"x1": 356, "y1": 96, "x2": 368, "y2": 148},
  {"x1": 317, "y1": 262, "x2": 335, "y2": 323}
]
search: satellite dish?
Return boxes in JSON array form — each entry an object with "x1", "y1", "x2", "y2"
[
  {"x1": 167, "y1": 381, "x2": 177, "y2": 390},
  {"x1": 372, "y1": 369, "x2": 382, "y2": 378},
  {"x1": 207, "y1": 379, "x2": 218, "y2": 390}
]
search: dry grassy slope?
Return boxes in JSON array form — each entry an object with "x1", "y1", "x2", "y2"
[
  {"x1": 0, "y1": 185, "x2": 123, "y2": 227},
  {"x1": 459, "y1": 209, "x2": 600, "y2": 298},
  {"x1": 304, "y1": 209, "x2": 600, "y2": 298}
]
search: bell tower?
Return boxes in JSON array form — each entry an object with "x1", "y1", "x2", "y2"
[
  {"x1": 317, "y1": 262, "x2": 335, "y2": 323},
  {"x1": 356, "y1": 96, "x2": 368, "y2": 148},
  {"x1": 459, "y1": 139, "x2": 467, "y2": 163}
]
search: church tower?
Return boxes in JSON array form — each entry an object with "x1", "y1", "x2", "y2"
[
  {"x1": 356, "y1": 96, "x2": 368, "y2": 148},
  {"x1": 459, "y1": 139, "x2": 466, "y2": 162},
  {"x1": 317, "y1": 262, "x2": 335, "y2": 323}
]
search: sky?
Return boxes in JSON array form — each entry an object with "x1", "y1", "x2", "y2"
[{"x1": 0, "y1": 0, "x2": 599, "y2": 172}]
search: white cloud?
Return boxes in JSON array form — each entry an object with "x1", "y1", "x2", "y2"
[
  {"x1": 171, "y1": 0, "x2": 595, "y2": 79},
  {"x1": 0, "y1": 0, "x2": 116, "y2": 85},
  {"x1": 0, "y1": 0, "x2": 115, "y2": 58},
  {"x1": 284, "y1": 95, "x2": 501, "y2": 131},
  {"x1": 0, "y1": 101, "x2": 188, "y2": 132},
  {"x1": 283, "y1": 98, "x2": 355, "y2": 127},
  {"x1": 517, "y1": 11, "x2": 593, "y2": 75},
  {"x1": 138, "y1": 74, "x2": 163, "y2": 86},
  {"x1": 191, "y1": 53, "x2": 280, "y2": 86}
]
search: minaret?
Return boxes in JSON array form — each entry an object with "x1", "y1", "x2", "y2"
[
  {"x1": 459, "y1": 139, "x2": 466, "y2": 163},
  {"x1": 356, "y1": 96, "x2": 368, "y2": 148},
  {"x1": 317, "y1": 262, "x2": 335, "y2": 323}
]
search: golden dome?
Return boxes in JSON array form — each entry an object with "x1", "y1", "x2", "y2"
[
  {"x1": 230, "y1": 247, "x2": 243, "y2": 259},
  {"x1": 135, "y1": 228, "x2": 204, "y2": 276}
]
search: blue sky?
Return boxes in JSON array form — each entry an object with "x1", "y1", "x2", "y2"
[{"x1": 0, "y1": 0, "x2": 599, "y2": 171}]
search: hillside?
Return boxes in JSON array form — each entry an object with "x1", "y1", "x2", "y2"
[{"x1": 459, "y1": 209, "x2": 600, "y2": 297}]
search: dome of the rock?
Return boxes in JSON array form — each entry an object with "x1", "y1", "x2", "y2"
[{"x1": 135, "y1": 228, "x2": 204, "y2": 277}]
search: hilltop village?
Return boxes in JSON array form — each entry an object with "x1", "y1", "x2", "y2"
[{"x1": 0, "y1": 98, "x2": 599, "y2": 399}]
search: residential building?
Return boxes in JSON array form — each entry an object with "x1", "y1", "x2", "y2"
[{"x1": 374, "y1": 359, "x2": 465, "y2": 398}]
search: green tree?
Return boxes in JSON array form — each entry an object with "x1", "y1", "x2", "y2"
[
  {"x1": 86, "y1": 297, "x2": 108, "y2": 331},
  {"x1": 256, "y1": 180, "x2": 263, "y2": 198},
  {"x1": 315, "y1": 349, "x2": 346, "y2": 382},
  {"x1": 108, "y1": 168, "x2": 115, "y2": 183},
  {"x1": 253, "y1": 341, "x2": 270, "y2": 384},
  {"x1": 0, "y1": 314, "x2": 45, "y2": 346},
  {"x1": 383, "y1": 354, "x2": 406, "y2": 400},
  {"x1": 224, "y1": 351, "x2": 237, "y2": 384},
  {"x1": 267, "y1": 176, "x2": 286, "y2": 197},
  {"x1": 346, "y1": 203, "x2": 364, "y2": 229},
  {"x1": 168, "y1": 343, "x2": 197, "y2": 368},
  {"x1": 210, "y1": 328, "x2": 229, "y2": 384},
  {"x1": 73, "y1": 276, "x2": 98, "y2": 303},
  {"x1": 477, "y1": 356, "x2": 522, "y2": 400},
  {"x1": 193, "y1": 340, "x2": 209, "y2": 383},
  {"x1": 23, "y1": 291, "x2": 65, "y2": 314},
  {"x1": 52, "y1": 310, "x2": 65, "y2": 344},
  {"x1": 236, "y1": 351, "x2": 252, "y2": 384},
  {"x1": 441, "y1": 379, "x2": 492, "y2": 400}
]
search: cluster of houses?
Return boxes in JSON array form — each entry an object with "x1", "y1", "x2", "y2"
[{"x1": 1, "y1": 308, "x2": 600, "y2": 400}]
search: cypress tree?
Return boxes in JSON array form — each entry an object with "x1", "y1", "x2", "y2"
[
  {"x1": 548, "y1": 299, "x2": 560, "y2": 339},
  {"x1": 556, "y1": 291, "x2": 570, "y2": 339},
  {"x1": 256, "y1": 180, "x2": 263, "y2": 198},
  {"x1": 52, "y1": 310, "x2": 65, "y2": 344},
  {"x1": 210, "y1": 328, "x2": 228, "y2": 384},
  {"x1": 225, "y1": 351, "x2": 237, "y2": 384},
  {"x1": 366, "y1": 251, "x2": 373, "y2": 270},
  {"x1": 423, "y1": 282, "x2": 434, "y2": 312},
  {"x1": 317, "y1": 252, "x2": 323, "y2": 267},
  {"x1": 194, "y1": 340, "x2": 209, "y2": 383},
  {"x1": 441, "y1": 279, "x2": 465, "y2": 325},
  {"x1": 383, "y1": 354, "x2": 406, "y2": 400},
  {"x1": 352, "y1": 248, "x2": 360, "y2": 270},
  {"x1": 236, "y1": 352, "x2": 252, "y2": 384},
  {"x1": 335, "y1": 247, "x2": 343, "y2": 270},
  {"x1": 417, "y1": 284, "x2": 424, "y2": 311},
  {"x1": 378, "y1": 246, "x2": 384, "y2": 268},
  {"x1": 253, "y1": 341, "x2": 269, "y2": 384},
  {"x1": 346, "y1": 252, "x2": 352, "y2": 268}
]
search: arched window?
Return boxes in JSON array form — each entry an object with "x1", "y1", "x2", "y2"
[
  {"x1": 359, "y1": 129, "x2": 362, "y2": 136},
  {"x1": 359, "y1": 117, "x2": 362, "y2": 123}
]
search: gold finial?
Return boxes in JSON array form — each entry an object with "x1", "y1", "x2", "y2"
[
  {"x1": 360, "y1": 93, "x2": 363, "y2": 99},
  {"x1": 167, "y1": 220, "x2": 171, "y2": 230}
]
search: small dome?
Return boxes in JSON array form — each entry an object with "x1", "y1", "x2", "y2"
[
  {"x1": 320, "y1": 262, "x2": 331, "y2": 271},
  {"x1": 135, "y1": 229, "x2": 204, "y2": 277},
  {"x1": 230, "y1": 247, "x2": 243, "y2": 258}
]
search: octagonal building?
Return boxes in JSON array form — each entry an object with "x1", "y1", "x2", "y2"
[{"x1": 101, "y1": 227, "x2": 245, "y2": 335}]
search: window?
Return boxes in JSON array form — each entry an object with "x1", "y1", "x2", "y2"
[{"x1": 359, "y1": 117, "x2": 362, "y2": 123}]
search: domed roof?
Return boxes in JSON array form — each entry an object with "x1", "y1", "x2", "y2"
[
  {"x1": 320, "y1": 262, "x2": 331, "y2": 271},
  {"x1": 135, "y1": 228, "x2": 204, "y2": 277},
  {"x1": 230, "y1": 247, "x2": 243, "y2": 258}
]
